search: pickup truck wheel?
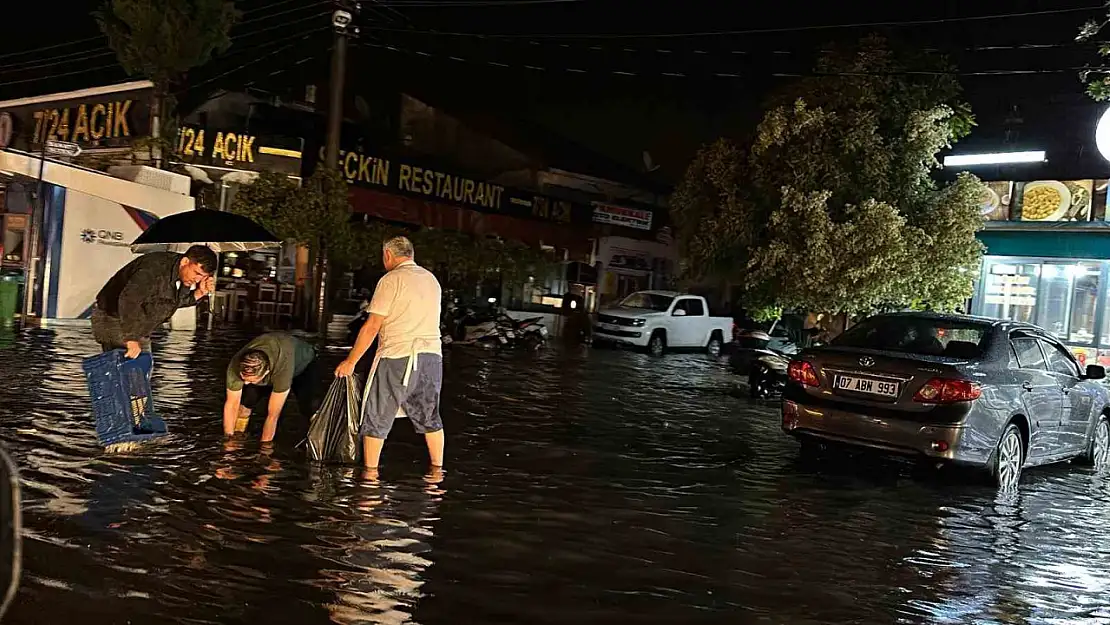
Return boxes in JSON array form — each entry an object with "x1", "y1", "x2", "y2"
[
  {"x1": 648, "y1": 332, "x2": 666, "y2": 357},
  {"x1": 706, "y1": 335, "x2": 723, "y2": 357}
]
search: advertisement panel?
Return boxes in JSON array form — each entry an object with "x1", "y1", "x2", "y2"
[
  {"x1": 593, "y1": 202, "x2": 653, "y2": 230},
  {"x1": 1019, "y1": 180, "x2": 1096, "y2": 222},
  {"x1": 0, "y1": 82, "x2": 152, "y2": 152},
  {"x1": 51, "y1": 189, "x2": 181, "y2": 319}
]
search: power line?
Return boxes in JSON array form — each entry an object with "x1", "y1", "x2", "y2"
[
  {"x1": 369, "y1": 26, "x2": 1106, "y2": 57},
  {"x1": 379, "y1": 0, "x2": 582, "y2": 5},
  {"x1": 360, "y1": 5, "x2": 1105, "y2": 40},
  {"x1": 237, "y1": 0, "x2": 330, "y2": 26},
  {"x1": 0, "y1": 7, "x2": 331, "y2": 75},
  {"x1": 0, "y1": 35, "x2": 106, "y2": 62},
  {"x1": 354, "y1": 39, "x2": 1102, "y2": 79},
  {"x1": 184, "y1": 29, "x2": 329, "y2": 93}
]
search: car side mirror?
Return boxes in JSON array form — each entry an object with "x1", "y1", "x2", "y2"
[
  {"x1": 1085, "y1": 364, "x2": 1106, "y2": 380},
  {"x1": 672, "y1": 309, "x2": 687, "y2": 317}
]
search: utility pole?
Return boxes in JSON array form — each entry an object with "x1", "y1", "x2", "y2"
[{"x1": 312, "y1": 0, "x2": 360, "y2": 333}]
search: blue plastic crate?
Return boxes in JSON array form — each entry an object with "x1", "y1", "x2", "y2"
[{"x1": 81, "y1": 350, "x2": 168, "y2": 446}]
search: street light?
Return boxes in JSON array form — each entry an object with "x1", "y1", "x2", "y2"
[{"x1": 942, "y1": 151, "x2": 1046, "y2": 167}]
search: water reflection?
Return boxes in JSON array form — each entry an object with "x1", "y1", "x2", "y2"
[{"x1": 1, "y1": 327, "x2": 1110, "y2": 623}]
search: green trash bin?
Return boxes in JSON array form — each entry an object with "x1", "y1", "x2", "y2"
[{"x1": 0, "y1": 277, "x2": 19, "y2": 327}]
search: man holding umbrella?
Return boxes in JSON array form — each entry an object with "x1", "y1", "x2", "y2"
[{"x1": 92, "y1": 245, "x2": 217, "y2": 358}]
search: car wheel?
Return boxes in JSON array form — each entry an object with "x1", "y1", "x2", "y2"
[
  {"x1": 707, "y1": 336, "x2": 723, "y2": 358},
  {"x1": 648, "y1": 333, "x2": 666, "y2": 357},
  {"x1": 1082, "y1": 415, "x2": 1110, "y2": 470},
  {"x1": 991, "y1": 423, "x2": 1025, "y2": 490}
]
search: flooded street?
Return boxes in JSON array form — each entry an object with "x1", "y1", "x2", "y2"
[{"x1": 2, "y1": 327, "x2": 1110, "y2": 624}]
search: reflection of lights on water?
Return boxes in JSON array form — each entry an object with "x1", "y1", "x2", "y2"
[{"x1": 307, "y1": 476, "x2": 442, "y2": 625}]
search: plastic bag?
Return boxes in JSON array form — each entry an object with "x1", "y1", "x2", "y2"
[{"x1": 306, "y1": 374, "x2": 363, "y2": 463}]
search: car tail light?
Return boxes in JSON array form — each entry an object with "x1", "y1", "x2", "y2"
[
  {"x1": 788, "y1": 360, "x2": 819, "y2": 387},
  {"x1": 913, "y1": 378, "x2": 982, "y2": 404}
]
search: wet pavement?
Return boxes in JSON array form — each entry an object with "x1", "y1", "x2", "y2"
[{"x1": 1, "y1": 326, "x2": 1110, "y2": 624}]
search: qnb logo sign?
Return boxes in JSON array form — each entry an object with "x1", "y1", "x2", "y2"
[{"x1": 80, "y1": 228, "x2": 129, "y2": 247}]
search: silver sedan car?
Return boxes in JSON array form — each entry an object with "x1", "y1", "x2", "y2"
[{"x1": 781, "y1": 313, "x2": 1110, "y2": 489}]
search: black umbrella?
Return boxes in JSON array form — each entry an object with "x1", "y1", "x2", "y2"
[{"x1": 130, "y1": 210, "x2": 280, "y2": 253}]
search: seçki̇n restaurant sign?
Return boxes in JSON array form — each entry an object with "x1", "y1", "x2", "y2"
[{"x1": 313, "y1": 145, "x2": 605, "y2": 227}]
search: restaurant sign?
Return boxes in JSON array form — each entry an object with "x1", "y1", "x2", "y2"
[
  {"x1": 592, "y1": 202, "x2": 653, "y2": 231},
  {"x1": 319, "y1": 146, "x2": 593, "y2": 226},
  {"x1": 0, "y1": 86, "x2": 152, "y2": 151}
]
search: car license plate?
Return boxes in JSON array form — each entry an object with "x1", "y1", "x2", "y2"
[{"x1": 834, "y1": 375, "x2": 900, "y2": 398}]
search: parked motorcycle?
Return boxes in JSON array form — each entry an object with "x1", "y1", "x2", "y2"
[
  {"x1": 748, "y1": 350, "x2": 790, "y2": 399},
  {"x1": 454, "y1": 309, "x2": 548, "y2": 350}
]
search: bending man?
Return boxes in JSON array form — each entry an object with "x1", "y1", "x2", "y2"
[
  {"x1": 335, "y1": 236, "x2": 444, "y2": 471},
  {"x1": 223, "y1": 331, "x2": 320, "y2": 443},
  {"x1": 93, "y1": 245, "x2": 217, "y2": 358}
]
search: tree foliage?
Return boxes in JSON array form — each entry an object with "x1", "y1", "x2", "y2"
[
  {"x1": 229, "y1": 169, "x2": 557, "y2": 288},
  {"x1": 94, "y1": 0, "x2": 239, "y2": 161},
  {"x1": 1078, "y1": 16, "x2": 1110, "y2": 100},
  {"x1": 671, "y1": 36, "x2": 984, "y2": 319}
]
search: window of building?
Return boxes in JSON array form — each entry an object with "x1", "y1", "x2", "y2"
[
  {"x1": 1037, "y1": 263, "x2": 1072, "y2": 337},
  {"x1": 1069, "y1": 263, "x2": 1101, "y2": 344},
  {"x1": 981, "y1": 262, "x2": 1038, "y2": 323},
  {"x1": 979, "y1": 260, "x2": 1102, "y2": 345}
]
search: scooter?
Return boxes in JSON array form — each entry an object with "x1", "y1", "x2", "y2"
[{"x1": 506, "y1": 315, "x2": 548, "y2": 350}]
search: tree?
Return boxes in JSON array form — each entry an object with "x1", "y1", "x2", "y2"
[
  {"x1": 1078, "y1": 16, "x2": 1110, "y2": 100},
  {"x1": 671, "y1": 36, "x2": 984, "y2": 320},
  {"x1": 95, "y1": 0, "x2": 239, "y2": 166},
  {"x1": 228, "y1": 168, "x2": 360, "y2": 264},
  {"x1": 229, "y1": 170, "x2": 557, "y2": 291}
]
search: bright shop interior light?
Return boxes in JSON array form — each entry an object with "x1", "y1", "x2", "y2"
[{"x1": 942, "y1": 151, "x2": 1046, "y2": 167}]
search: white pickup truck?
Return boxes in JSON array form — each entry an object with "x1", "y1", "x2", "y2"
[{"x1": 593, "y1": 290, "x2": 733, "y2": 357}]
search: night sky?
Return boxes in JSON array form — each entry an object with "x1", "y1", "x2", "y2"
[{"x1": 1, "y1": 0, "x2": 1108, "y2": 182}]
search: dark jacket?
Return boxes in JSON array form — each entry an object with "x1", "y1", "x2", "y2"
[{"x1": 95, "y1": 252, "x2": 198, "y2": 341}]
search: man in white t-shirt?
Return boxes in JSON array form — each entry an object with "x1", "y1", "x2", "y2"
[{"x1": 336, "y1": 236, "x2": 444, "y2": 471}]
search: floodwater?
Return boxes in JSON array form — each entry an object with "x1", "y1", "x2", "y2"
[{"x1": 2, "y1": 326, "x2": 1110, "y2": 624}]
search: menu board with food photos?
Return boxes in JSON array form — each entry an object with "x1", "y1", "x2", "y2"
[
  {"x1": 1019, "y1": 180, "x2": 1095, "y2": 222},
  {"x1": 981, "y1": 181, "x2": 1013, "y2": 220}
]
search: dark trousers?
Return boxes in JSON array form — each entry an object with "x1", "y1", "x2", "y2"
[
  {"x1": 241, "y1": 359, "x2": 322, "y2": 419},
  {"x1": 91, "y1": 307, "x2": 152, "y2": 353}
]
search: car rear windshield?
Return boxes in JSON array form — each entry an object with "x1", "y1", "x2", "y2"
[
  {"x1": 619, "y1": 293, "x2": 674, "y2": 311},
  {"x1": 831, "y1": 316, "x2": 991, "y2": 358}
]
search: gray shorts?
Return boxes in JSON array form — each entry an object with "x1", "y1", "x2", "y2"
[
  {"x1": 360, "y1": 353, "x2": 443, "y2": 439},
  {"x1": 91, "y1": 307, "x2": 152, "y2": 354}
]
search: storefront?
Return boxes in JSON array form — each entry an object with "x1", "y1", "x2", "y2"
[
  {"x1": 170, "y1": 120, "x2": 305, "y2": 324},
  {"x1": 592, "y1": 203, "x2": 675, "y2": 306},
  {"x1": 971, "y1": 177, "x2": 1110, "y2": 365},
  {"x1": 0, "y1": 149, "x2": 193, "y2": 320},
  {"x1": 0, "y1": 81, "x2": 155, "y2": 316}
]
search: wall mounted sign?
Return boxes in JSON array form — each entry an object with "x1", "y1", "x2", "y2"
[
  {"x1": 314, "y1": 145, "x2": 595, "y2": 227},
  {"x1": 592, "y1": 202, "x2": 653, "y2": 231},
  {"x1": 0, "y1": 87, "x2": 152, "y2": 151},
  {"x1": 175, "y1": 125, "x2": 303, "y2": 175}
]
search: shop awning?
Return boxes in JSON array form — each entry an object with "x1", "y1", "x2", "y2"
[{"x1": 977, "y1": 222, "x2": 1110, "y2": 260}]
